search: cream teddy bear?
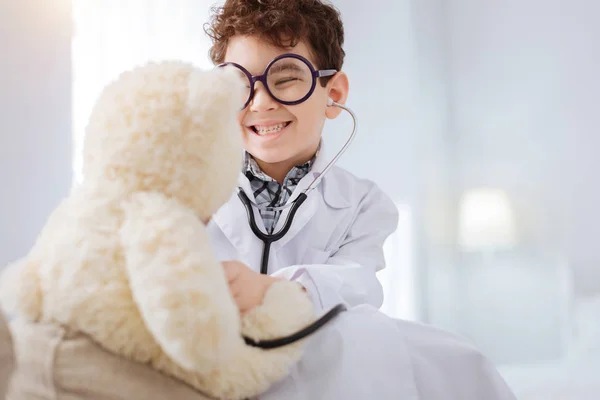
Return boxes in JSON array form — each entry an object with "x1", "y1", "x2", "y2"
[
  {"x1": 0, "y1": 311, "x2": 13, "y2": 398},
  {"x1": 0, "y1": 61, "x2": 315, "y2": 400}
]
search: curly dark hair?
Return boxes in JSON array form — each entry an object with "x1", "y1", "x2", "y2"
[{"x1": 204, "y1": 0, "x2": 345, "y2": 86}]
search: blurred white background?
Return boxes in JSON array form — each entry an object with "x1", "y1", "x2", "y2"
[{"x1": 1, "y1": 0, "x2": 599, "y2": 398}]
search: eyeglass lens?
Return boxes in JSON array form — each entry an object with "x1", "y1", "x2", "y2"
[{"x1": 233, "y1": 56, "x2": 315, "y2": 106}]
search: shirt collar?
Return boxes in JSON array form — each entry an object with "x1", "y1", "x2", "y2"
[{"x1": 243, "y1": 142, "x2": 321, "y2": 184}]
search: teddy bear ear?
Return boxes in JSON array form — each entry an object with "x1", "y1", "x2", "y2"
[
  {"x1": 218, "y1": 65, "x2": 248, "y2": 109},
  {"x1": 186, "y1": 66, "x2": 247, "y2": 116}
]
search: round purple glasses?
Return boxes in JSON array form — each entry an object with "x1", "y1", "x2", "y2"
[{"x1": 217, "y1": 53, "x2": 337, "y2": 109}]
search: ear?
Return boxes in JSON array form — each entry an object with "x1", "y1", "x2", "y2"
[{"x1": 325, "y1": 72, "x2": 349, "y2": 120}]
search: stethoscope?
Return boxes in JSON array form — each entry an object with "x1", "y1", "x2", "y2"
[{"x1": 240, "y1": 99, "x2": 358, "y2": 349}]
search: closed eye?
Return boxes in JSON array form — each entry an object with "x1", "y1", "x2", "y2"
[{"x1": 275, "y1": 78, "x2": 300, "y2": 85}]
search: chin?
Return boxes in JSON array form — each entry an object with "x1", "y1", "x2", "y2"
[
  {"x1": 246, "y1": 148, "x2": 291, "y2": 165},
  {"x1": 243, "y1": 139, "x2": 291, "y2": 164}
]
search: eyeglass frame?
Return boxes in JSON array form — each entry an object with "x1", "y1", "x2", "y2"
[{"x1": 217, "y1": 53, "x2": 337, "y2": 109}]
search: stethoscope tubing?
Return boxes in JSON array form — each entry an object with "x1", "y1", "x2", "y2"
[
  {"x1": 237, "y1": 190, "x2": 307, "y2": 274},
  {"x1": 239, "y1": 102, "x2": 356, "y2": 349}
]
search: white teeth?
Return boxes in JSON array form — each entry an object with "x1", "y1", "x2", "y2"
[{"x1": 254, "y1": 122, "x2": 288, "y2": 135}]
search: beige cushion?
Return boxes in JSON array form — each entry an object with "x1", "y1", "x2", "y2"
[
  {"x1": 0, "y1": 312, "x2": 14, "y2": 399},
  {"x1": 6, "y1": 320, "x2": 214, "y2": 400}
]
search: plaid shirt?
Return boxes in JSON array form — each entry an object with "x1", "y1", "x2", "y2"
[{"x1": 243, "y1": 150, "x2": 318, "y2": 233}]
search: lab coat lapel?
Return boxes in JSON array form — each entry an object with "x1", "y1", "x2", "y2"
[{"x1": 212, "y1": 173, "x2": 265, "y2": 268}]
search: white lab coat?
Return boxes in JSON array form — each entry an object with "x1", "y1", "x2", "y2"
[
  {"x1": 261, "y1": 305, "x2": 518, "y2": 400},
  {"x1": 207, "y1": 147, "x2": 517, "y2": 399},
  {"x1": 208, "y1": 146, "x2": 397, "y2": 312}
]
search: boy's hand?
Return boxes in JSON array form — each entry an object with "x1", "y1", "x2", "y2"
[{"x1": 222, "y1": 260, "x2": 280, "y2": 314}]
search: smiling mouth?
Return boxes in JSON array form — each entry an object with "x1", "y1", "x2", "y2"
[{"x1": 250, "y1": 121, "x2": 291, "y2": 136}]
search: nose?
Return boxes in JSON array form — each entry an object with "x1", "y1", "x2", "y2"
[{"x1": 249, "y1": 81, "x2": 278, "y2": 112}]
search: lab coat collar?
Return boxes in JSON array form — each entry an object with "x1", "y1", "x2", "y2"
[
  {"x1": 234, "y1": 140, "x2": 351, "y2": 210},
  {"x1": 211, "y1": 174, "x2": 264, "y2": 265},
  {"x1": 309, "y1": 140, "x2": 351, "y2": 209},
  {"x1": 263, "y1": 140, "x2": 350, "y2": 249}
]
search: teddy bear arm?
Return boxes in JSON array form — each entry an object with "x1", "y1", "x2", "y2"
[
  {"x1": 0, "y1": 199, "x2": 71, "y2": 320},
  {"x1": 119, "y1": 191, "x2": 241, "y2": 373},
  {"x1": 0, "y1": 257, "x2": 42, "y2": 321}
]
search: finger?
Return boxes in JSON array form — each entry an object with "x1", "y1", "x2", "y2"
[
  {"x1": 232, "y1": 294, "x2": 247, "y2": 313},
  {"x1": 227, "y1": 280, "x2": 243, "y2": 298},
  {"x1": 237, "y1": 301, "x2": 250, "y2": 314},
  {"x1": 223, "y1": 265, "x2": 240, "y2": 282}
]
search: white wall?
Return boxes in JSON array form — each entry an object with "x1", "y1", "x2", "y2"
[
  {"x1": 447, "y1": 0, "x2": 600, "y2": 295},
  {"x1": 327, "y1": 0, "x2": 423, "y2": 202},
  {"x1": 0, "y1": 0, "x2": 73, "y2": 268},
  {"x1": 444, "y1": 0, "x2": 600, "y2": 363}
]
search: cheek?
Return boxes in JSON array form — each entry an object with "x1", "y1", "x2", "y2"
[
  {"x1": 237, "y1": 111, "x2": 248, "y2": 135},
  {"x1": 292, "y1": 106, "x2": 325, "y2": 138},
  {"x1": 237, "y1": 110, "x2": 245, "y2": 125}
]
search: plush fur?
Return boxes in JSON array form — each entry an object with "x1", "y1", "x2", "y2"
[{"x1": 0, "y1": 61, "x2": 315, "y2": 400}]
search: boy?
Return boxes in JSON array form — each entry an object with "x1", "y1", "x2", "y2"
[
  {"x1": 202, "y1": 2, "x2": 517, "y2": 399},
  {"x1": 204, "y1": 0, "x2": 399, "y2": 315}
]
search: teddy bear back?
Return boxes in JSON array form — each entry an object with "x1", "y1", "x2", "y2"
[{"x1": 81, "y1": 61, "x2": 246, "y2": 221}]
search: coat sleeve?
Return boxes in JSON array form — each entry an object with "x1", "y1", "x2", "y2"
[{"x1": 271, "y1": 184, "x2": 399, "y2": 312}]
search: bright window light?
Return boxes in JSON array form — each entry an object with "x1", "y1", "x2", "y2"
[{"x1": 71, "y1": 0, "x2": 217, "y2": 184}]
